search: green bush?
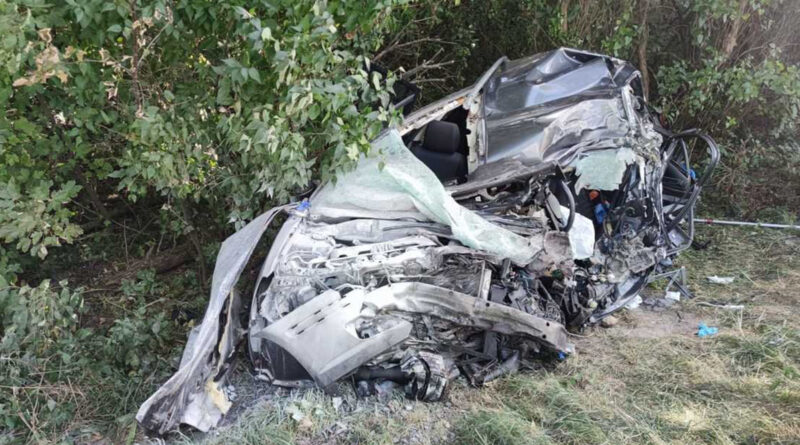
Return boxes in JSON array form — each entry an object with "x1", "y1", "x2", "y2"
[
  {"x1": 1, "y1": 0, "x2": 404, "y2": 248},
  {"x1": 0, "y1": 180, "x2": 82, "y2": 259},
  {"x1": 0, "y1": 270, "x2": 185, "y2": 442},
  {"x1": 0, "y1": 279, "x2": 86, "y2": 437}
]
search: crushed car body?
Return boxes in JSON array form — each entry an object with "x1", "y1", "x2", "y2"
[{"x1": 137, "y1": 48, "x2": 719, "y2": 434}]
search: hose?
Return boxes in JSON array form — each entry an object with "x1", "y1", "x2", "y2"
[{"x1": 556, "y1": 179, "x2": 576, "y2": 232}]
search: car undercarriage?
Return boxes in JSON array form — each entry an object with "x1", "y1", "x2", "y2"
[{"x1": 136, "y1": 48, "x2": 719, "y2": 434}]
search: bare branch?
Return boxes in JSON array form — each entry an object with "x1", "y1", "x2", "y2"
[
  {"x1": 400, "y1": 59, "x2": 454, "y2": 80},
  {"x1": 374, "y1": 38, "x2": 454, "y2": 61},
  {"x1": 412, "y1": 78, "x2": 447, "y2": 84}
]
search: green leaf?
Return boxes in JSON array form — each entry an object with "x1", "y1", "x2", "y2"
[
  {"x1": 216, "y1": 77, "x2": 233, "y2": 105},
  {"x1": 247, "y1": 68, "x2": 261, "y2": 83}
]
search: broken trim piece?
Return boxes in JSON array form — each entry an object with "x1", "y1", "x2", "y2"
[{"x1": 254, "y1": 288, "x2": 413, "y2": 389}]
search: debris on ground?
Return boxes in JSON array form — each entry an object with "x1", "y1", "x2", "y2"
[
  {"x1": 642, "y1": 295, "x2": 679, "y2": 311},
  {"x1": 696, "y1": 301, "x2": 745, "y2": 311},
  {"x1": 136, "y1": 48, "x2": 718, "y2": 435},
  {"x1": 625, "y1": 295, "x2": 643, "y2": 310},
  {"x1": 696, "y1": 323, "x2": 719, "y2": 337},
  {"x1": 706, "y1": 275, "x2": 735, "y2": 284}
]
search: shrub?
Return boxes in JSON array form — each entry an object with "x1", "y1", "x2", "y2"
[{"x1": 0, "y1": 279, "x2": 86, "y2": 437}]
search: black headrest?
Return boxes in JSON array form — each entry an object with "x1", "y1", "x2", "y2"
[{"x1": 423, "y1": 121, "x2": 460, "y2": 154}]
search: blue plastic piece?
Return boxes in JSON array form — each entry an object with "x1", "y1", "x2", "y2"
[
  {"x1": 696, "y1": 323, "x2": 718, "y2": 338},
  {"x1": 296, "y1": 200, "x2": 310, "y2": 211},
  {"x1": 594, "y1": 203, "x2": 608, "y2": 224},
  {"x1": 681, "y1": 162, "x2": 697, "y2": 181},
  {"x1": 558, "y1": 351, "x2": 567, "y2": 361}
]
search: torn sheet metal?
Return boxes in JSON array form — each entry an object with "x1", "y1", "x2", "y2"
[
  {"x1": 482, "y1": 49, "x2": 651, "y2": 167},
  {"x1": 361, "y1": 282, "x2": 571, "y2": 352},
  {"x1": 136, "y1": 205, "x2": 287, "y2": 434}
]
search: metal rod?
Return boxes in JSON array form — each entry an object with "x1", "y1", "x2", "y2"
[{"x1": 694, "y1": 218, "x2": 800, "y2": 230}]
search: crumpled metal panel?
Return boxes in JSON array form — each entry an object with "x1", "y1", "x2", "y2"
[
  {"x1": 482, "y1": 48, "x2": 651, "y2": 167},
  {"x1": 255, "y1": 281, "x2": 571, "y2": 392},
  {"x1": 362, "y1": 282, "x2": 572, "y2": 353},
  {"x1": 254, "y1": 289, "x2": 412, "y2": 389},
  {"x1": 136, "y1": 205, "x2": 287, "y2": 434},
  {"x1": 488, "y1": 52, "x2": 613, "y2": 112}
]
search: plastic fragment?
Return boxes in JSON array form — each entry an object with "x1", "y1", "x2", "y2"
[
  {"x1": 594, "y1": 203, "x2": 608, "y2": 223},
  {"x1": 707, "y1": 276, "x2": 734, "y2": 284},
  {"x1": 562, "y1": 205, "x2": 594, "y2": 259},
  {"x1": 681, "y1": 162, "x2": 697, "y2": 180},
  {"x1": 696, "y1": 323, "x2": 718, "y2": 337},
  {"x1": 625, "y1": 294, "x2": 642, "y2": 309}
]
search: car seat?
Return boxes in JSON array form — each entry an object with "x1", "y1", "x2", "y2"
[{"x1": 411, "y1": 120, "x2": 468, "y2": 182}]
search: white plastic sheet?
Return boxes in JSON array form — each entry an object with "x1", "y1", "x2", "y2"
[
  {"x1": 312, "y1": 130, "x2": 545, "y2": 264},
  {"x1": 571, "y1": 147, "x2": 638, "y2": 192},
  {"x1": 561, "y1": 206, "x2": 594, "y2": 260}
]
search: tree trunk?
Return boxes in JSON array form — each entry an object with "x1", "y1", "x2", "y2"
[
  {"x1": 560, "y1": 0, "x2": 570, "y2": 33},
  {"x1": 637, "y1": 0, "x2": 651, "y2": 99},
  {"x1": 721, "y1": 0, "x2": 748, "y2": 60},
  {"x1": 181, "y1": 200, "x2": 208, "y2": 289}
]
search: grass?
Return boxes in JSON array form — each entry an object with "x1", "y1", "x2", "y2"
[
  {"x1": 175, "y1": 225, "x2": 799, "y2": 445},
  {"x1": 451, "y1": 407, "x2": 552, "y2": 445}
]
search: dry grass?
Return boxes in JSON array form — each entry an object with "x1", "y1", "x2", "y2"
[{"x1": 179, "y1": 226, "x2": 800, "y2": 445}]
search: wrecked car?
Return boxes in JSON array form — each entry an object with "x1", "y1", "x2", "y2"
[{"x1": 137, "y1": 48, "x2": 719, "y2": 434}]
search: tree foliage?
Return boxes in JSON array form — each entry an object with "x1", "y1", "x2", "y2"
[{"x1": 0, "y1": 0, "x2": 402, "y2": 256}]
